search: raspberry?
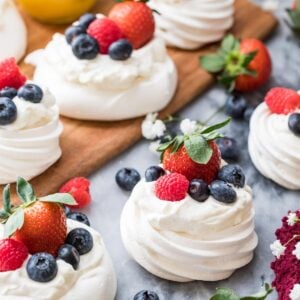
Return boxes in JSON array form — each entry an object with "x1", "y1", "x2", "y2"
[
  {"x1": 0, "y1": 239, "x2": 28, "y2": 272},
  {"x1": 155, "y1": 173, "x2": 189, "y2": 201},
  {"x1": 0, "y1": 58, "x2": 27, "y2": 90},
  {"x1": 59, "y1": 177, "x2": 91, "y2": 209},
  {"x1": 87, "y1": 17, "x2": 123, "y2": 54},
  {"x1": 265, "y1": 87, "x2": 300, "y2": 115}
]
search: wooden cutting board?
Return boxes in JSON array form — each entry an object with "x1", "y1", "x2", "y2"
[{"x1": 1, "y1": 0, "x2": 277, "y2": 198}]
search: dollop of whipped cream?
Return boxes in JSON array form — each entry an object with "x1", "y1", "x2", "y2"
[
  {"x1": 148, "y1": 0, "x2": 235, "y2": 50},
  {"x1": 121, "y1": 173, "x2": 258, "y2": 282},
  {"x1": 0, "y1": 220, "x2": 117, "y2": 300},
  {"x1": 248, "y1": 102, "x2": 300, "y2": 190}
]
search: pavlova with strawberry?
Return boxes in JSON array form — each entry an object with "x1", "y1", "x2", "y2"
[
  {"x1": 26, "y1": 0, "x2": 177, "y2": 121},
  {"x1": 0, "y1": 178, "x2": 116, "y2": 300},
  {"x1": 120, "y1": 118, "x2": 258, "y2": 282},
  {"x1": 248, "y1": 87, "x2": 300, "y2": 190}
]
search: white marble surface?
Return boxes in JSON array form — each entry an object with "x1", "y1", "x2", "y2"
[{"x1": 82, "y1": 1, "x2": 299, "y2": 298}]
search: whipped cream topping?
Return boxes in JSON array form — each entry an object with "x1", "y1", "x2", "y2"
[
  {"x1": 0, "y1": 220, "x2": 117, "y2": 300},
  {"x1": 248, "y1": 103, "x2": 300, "y2": 190},
  {"x1": 148, "y1": 0, "x2": 235, "y2": 50},
  {"x1": 121, "y1": 175, "x2": 258, "y2": 282}
]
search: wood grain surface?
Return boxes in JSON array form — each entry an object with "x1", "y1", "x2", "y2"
[{"x1": 2, "y1": 0, "x2": 278, "y2": 198}]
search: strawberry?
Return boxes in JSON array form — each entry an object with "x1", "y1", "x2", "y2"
[
  {"x1": 0, "y1": 58, "x2": 27, "y2": 90},
  {"x1": 155, "y1": 173, "x2": 189, "y2": 201},
  {"x1": 87, "y1": 17, "x2": 124, "y2": 54},
  {"x1": 0, "y1": 239, "x2": 28, "y2": 272},
  {"x1": 108, "y1": 1, "x2": 155, "y2": 49},
  {"x1": 265, "y1": 87, "x2": 300, "y2": 114},
  {"x1": 200, "y1": 34, "x2": 272, "y2": 92}
]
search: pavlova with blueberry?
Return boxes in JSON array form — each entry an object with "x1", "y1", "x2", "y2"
[
  {"x1": 0, "y1": 58, "x2": 62, "y2": 184},
  {"x1": 26, "y1": 0, "x2": 177, "y2": 121},
  {"x1": 118, "y1": 118, "x2": 258, "y2": 282},
  {"x1": 0, "y1": 177, "x2": 116, "y2": 300}
]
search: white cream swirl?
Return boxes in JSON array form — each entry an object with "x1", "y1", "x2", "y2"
[
  {"x1": 248, "y1": 103, "x2": 300, "y2": 190},
  {"x1": 121, "y1": 178, "x2": 258, "y2": 282},
  {"x1": 0, "y1": 220, "x2": 117, "y2": 300},
  {"x1": 148, "y1": 0, "x2": 235, "y2": 50}
]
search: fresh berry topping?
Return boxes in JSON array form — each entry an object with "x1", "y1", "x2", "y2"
[
  {"x1": 59, "y1": 177, "x2": 91, "y2": 209},
  {"x1": 71, "y1": 34, "x2": 99, "y2": 60},
  {"x1": 17, "y1": 84, "x2": 44, "y2": 103},
  {"x1": 65, "y1": 25, "x2": 86, "y2": 44},
  {"x1": 210, "y1": 180, "x2": 237, "y2": 204},
  {"x1": 155, "y1": 173, "x2": 189, "y2": 201},
  {"x1": 0, "y1": 87, "x2": 17, "y2": 99},
  {"x1": 108, "y1": 38, "x2": 133, "y2": 61},
  {"x1": 243, "y1": 106, "x2": 255, "y2": 123},
  {"x1": 116, "y1": 168, "x2": 141, "y2": 191},
  {"x1": 66, "y1": 228, "x2": 93, "y2": 255},
  {"x1": 26, "y1": 252, "x2": 58, "y2": 282},
  {"x1": 218, "y1": 164, "x2": 245, "y2": 188},
  {"x1": 145, "y1": 166, "x2": 166, "y2": 182},
  {"x1": 216, "y1": 137, "x2": 240, "y2": 162},
  {"x1": 109, "y1": 1, "x2": 155, "y2": 49},
  {"x1": 78, "y1": 13, "x2": 96, "y2": 30},
  {"x1": 188, "y1": 179, "x2": 210, "y2": 202},
  {"x1": 0, "y1": 239, "x2": 28, "y2": 272},
  {"x1": 0, "y1": 97, "x2": 17, "y2": 126},
  {"x1": 225, "y1": 94, "x2": 248, "y2": 119},
  {"x1": 0, "y1": 58, "x2": 27, "y2": 90},
  {"x1": 57, "y1": 244, "x2": 80, "y2": 270},
  {"x1": 265, "y1": 87, "x2": 300, "y2": 115},
  {"x1": 67, "y1": 212, "x2": 90, "y2": 226},
  {"x1": 87, "y1": 17, "x2": 124, "y2": 54},
  {"x1": 134, "y1": 290, "x2": 159, "y2": 300},
  {"x1": 288, "y1": 113, "x2": 300, "y2": 136}
]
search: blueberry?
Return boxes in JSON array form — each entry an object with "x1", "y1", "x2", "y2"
[
  {"x1": 288, "y1": 113, "x2": 300, "y2": 136},
  {"x1": 78, "y1": 13, "x2": 96, "y2": 30},
  {"x1": 244, "y1": 106, "x2": 255, "y2": 123},
  {"x1": 218, "y1": 164, "x2": 245, "y2": 188},
  {"x1": 65, "y1": 25, "x2": 86, "y2": 44},
  {"x1": 18, "y1": 84, "x2": 43, "y2": 103},
  {"x1": 116, "y1": 168, "x2": 141, "y2": 191},
  {"x1": 216, "y1": 137, "x2": 240, "y2": 162},
  {"x1": 0, "y1": 87, "x2": 17, "y2": 99},
  {"x1": 0, "y1": 97, "x2": 17, "y2": 125},
  {"x1": 188, "y1": 179, "x2": 210, "y2": 202},
  {"x1": 210, "y1": 180, "x2": 237, "y2": 204},
  {"x1": 67, "y1": 212, "x2": 90, "y2": 226},
  {"x1": 225, "y1": 93, "x2": 248, "y2": 119},
  {"x1": 66, "y1": 228, "x2": 93, "y2": 255},
  {"x1": 134, "y1": 290, "x2": 159, "y2": 300},
  {"x1": 145, "y1": 166, "x2": 165, "y2": 182},
  {"x1": 26, "y1": 252, "x2": 58, "y2": 283},
  {"x1": 63, "y1": 205, "x2": 72, "y2": 215},
  {"x1": 58, "y1": 244, "x2": 80, "y2": 270},
  {"x1": 108, "y1": 39, "x2": 133, "y2": 61},
  {"x1": 71, "y1": 34, "x2": 99, "y2": 60}
]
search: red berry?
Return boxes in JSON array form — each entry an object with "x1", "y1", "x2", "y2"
[
  {"x1": 0, "y1": 58, "x2": 27, "y2": 90},
  {"x1": 87, "y1": 17, "x2": 124, "y2": 54},
  {"x1": 155, "y1": 173, "x2": 189, "y2": 201},
  {"x1": 265, "y1": 87, "x2": 300, "y2": 115},
  {"x1": 0, "y1": 239, "x2": 28, "y2": 272},
  {"x1": 59, "y1": 177, "x2": 91, "y2": 209}
]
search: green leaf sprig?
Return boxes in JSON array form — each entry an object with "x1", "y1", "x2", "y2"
[
  {"x1": 286, "y1": 0, "x2": 300, "y2": 33},
  {"x1": 0, "y1": 177, "x2": 77, "y2": 238}
]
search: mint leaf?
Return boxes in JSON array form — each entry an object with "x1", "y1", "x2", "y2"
[
  {"x1": 221, "y1": 35, "x2": 239, "y2": 53},
  {"x1": 210, "y1": 288, "x2": 239, "y2": 300},
  {"x1": 200, "y1": 54, "x2": 226, "y2": 73},
  {"x1": 17, "y1": 177, "x2": 35, "y2": 203},
  {"x1": 3, "y1": 184, "x2": 12, "y2": 214},
  {"x1": 157, "y1": 139, "x2": 174, "y2": 152},
  {"x1": 4, "y1": 208, "x2": 24, "y2": 238},
  {"x1": 241, "y1": 284, "x2": 273, "y2": 300},
  {"x1": 39, "y1": 193, "x2": 77, "y2": 206},
  {"x1": 201, "y1": 118, "x2": 231, "y2": 134}
]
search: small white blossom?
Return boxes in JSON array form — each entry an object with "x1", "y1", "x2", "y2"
[
  {"x1": 288, "y1": 212, "x2": 298, "y2": 226},
  {"x1": 142, "y1": 113, "x2": 166, "y2": 140},
  {"x1": 290, "y1": 284, "x2": 300, "y2": 300},
  {"x1": 149, "y1": 141, "x2": 161, "y2": 154},
  {"x1": 262, "y1": 0, "x2": 279, "y2": 12},
  {"x1": 180, "y1": 118, "x2": 197, "y2": 135},
  {"x1": 293, "y1": 242, "x2": 300, "y2": 260},
  {"x1": 270, "y1": 240, "x2": 286, "y2": 259}
]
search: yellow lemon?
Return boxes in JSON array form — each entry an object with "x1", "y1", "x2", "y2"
[{"x1": 18, "y1": 0, "x2": 97, "y2": 24}]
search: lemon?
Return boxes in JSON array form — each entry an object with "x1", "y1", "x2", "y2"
[{"x1": 18, "y1": 0, "x2": 97, "y2": 24}]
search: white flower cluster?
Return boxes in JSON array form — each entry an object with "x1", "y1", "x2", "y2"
[
  {"x1": 270, "y1": 240, "x2": 286, "y2": 259},
  {"x1": 290, "y1": 284, "x2": 300, "y2": 300},
  {"x1": 180, "y1": 118, "x2": 197, "y2": 135},
  {"x1": 141, "y1": 113, "x2": 166, "y2": 140}
]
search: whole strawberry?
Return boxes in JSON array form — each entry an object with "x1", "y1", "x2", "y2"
[
  {"x1": 200, "y1": 34, "x2": 272, "y2": 92},
  {"x1": 108, "y1": 0, "x2": 155, "y2": 49}
]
